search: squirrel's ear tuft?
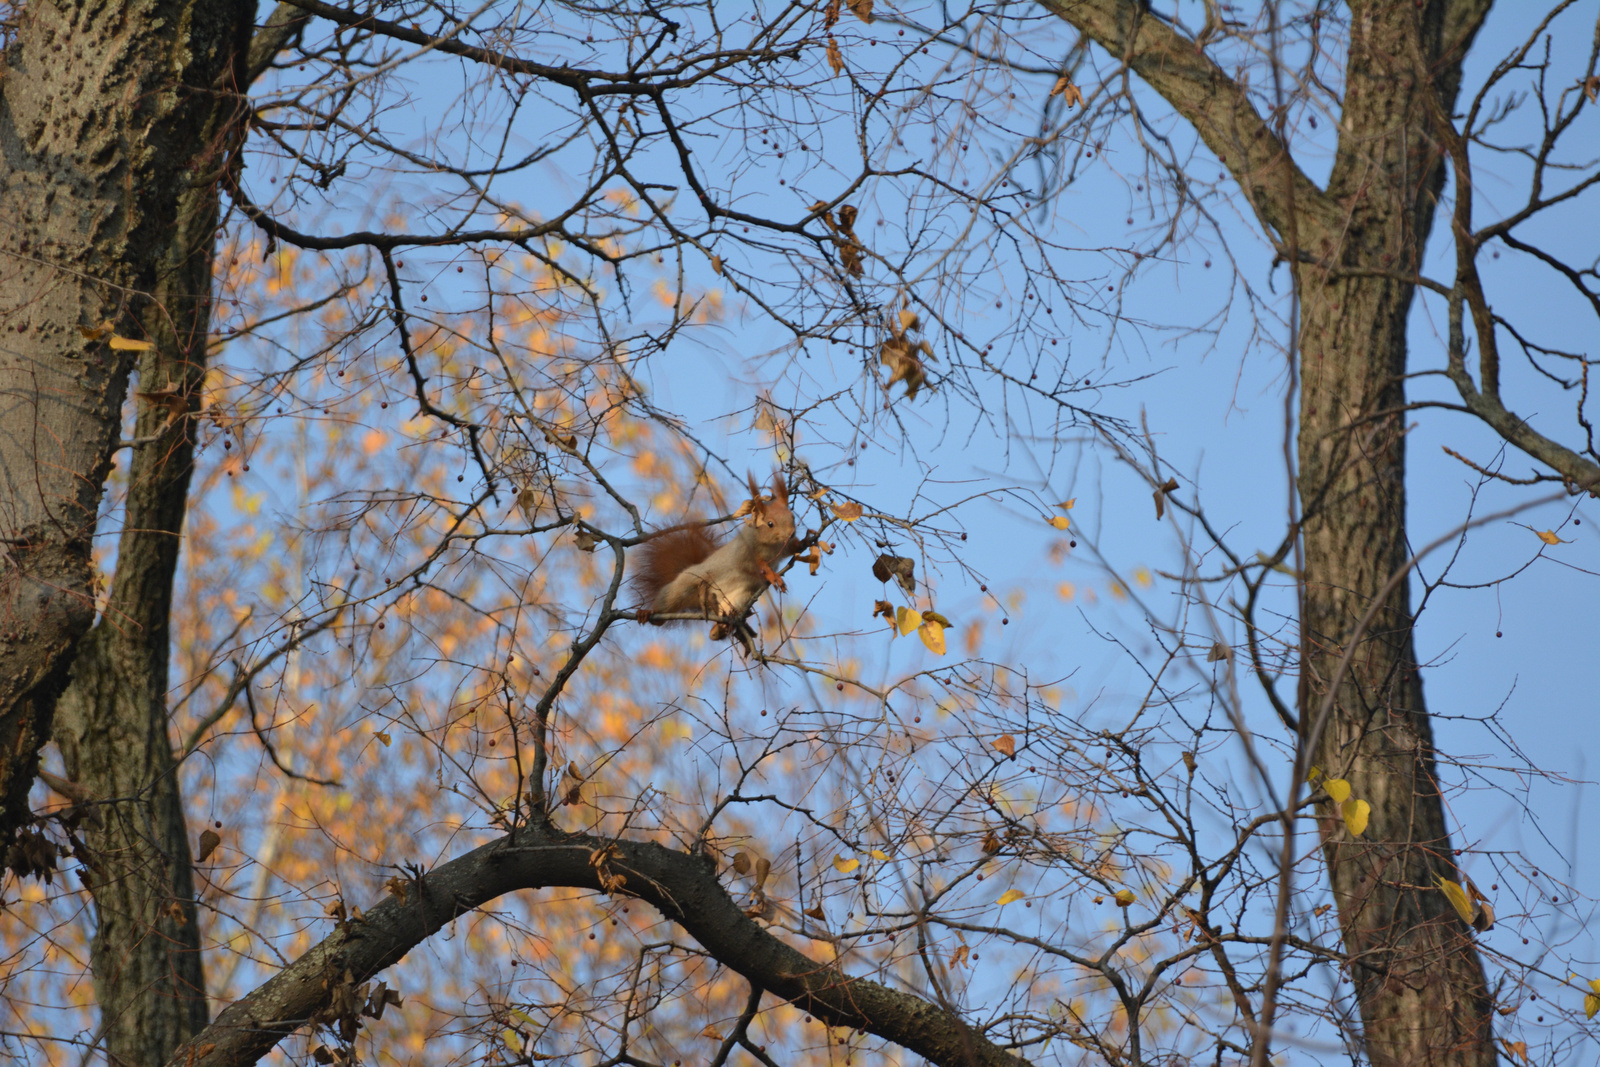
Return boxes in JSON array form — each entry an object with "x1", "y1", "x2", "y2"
[
  {"x1": 771, "y1": 472, "x2": 788, "y2": 502},
  {"x1": 747, "y1": 471, "x2": 763, "y2": 500}
]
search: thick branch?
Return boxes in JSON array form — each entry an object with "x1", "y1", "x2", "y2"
[
  {"x1": 1035, "y1": 0, "x2": 1332, "y2": 240},
  {"x1": 168, "y1": 824, "x2": 1029, "y2": 1067}
]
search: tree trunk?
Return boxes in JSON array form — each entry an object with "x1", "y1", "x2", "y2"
[
  {"x1": 0, "y1": 0, "x2": 257, "y2": 845},
  {"x1": 2, "y1": 0, "x2": 256, "y2": 1059},
  {"x1": 1294, "y1": 3, "x2": 1494, "y2": 1064},
  {"x1": 1031, "y1": 0, "x2": 1497, "y2": 1063},
  {"x1": 51, "y1": 172, "x2": 226, "y2": 1060}
]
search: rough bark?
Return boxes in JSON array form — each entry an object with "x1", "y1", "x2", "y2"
[
  {"x1": 1036, "y1": 1, "x2": 1496, "y2": 1064},
  {"x1": 1294, "y1": 5, "x2": 1495, "y2": 1063},
  {"x1": 51, "y1": 178, "x2": 230, "y2": 1064},
  {"x1": 0, "y1": 0, "x2": 256, "y2": 844},
  {"x1": 167, "y1": 822, "x2": 1030, "y2": 1067},
  {"x1": 2, "y1": 0, "x2": 256, "y2": 1059}
]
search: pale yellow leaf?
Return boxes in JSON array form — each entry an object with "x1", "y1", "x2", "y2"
[
  {"x1": 832, "y1": 855, "x2": 860, "y2": 874},
  {"x1": 1587, "y1": 992, "x2": 1600, "y2": 1020},
  {"x1": 109, "y1": 335, "x2": 155, "y2": 351},
  {"x1": 833, "y1": 501, "x2": 863, "y2": 522},
  {"x1": 1435, "y1": 875, "x2": 1476, "y2": 925},
  {"x1": 869, "y1": 849, "x2": 890, "y2": 860},
  {"x1": 996, "y1": 888, "x2": 1025, "y2": 906},
  {"x1": 503, "y1": 1030, "x2": 524, "y2": 1054},
  {"x1": 1323, "y1": 778, "x2": 1351, "y2": 803},
  {"x1": 1047, "y1": 515, "x2": 1071, "y2": 530},
  {"x1": 918, "y1": 618, "x2": 947, "y2": 655},
  {"x1": 895, "y1": 606, "x2": 922, "y2": 636},
  {"x1": 1341, "y1": 797, "x2": 1371, "y2": 837}
]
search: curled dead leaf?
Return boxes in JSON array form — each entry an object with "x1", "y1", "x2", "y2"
[{"x1": 195, "y1": 829, "x2": 221, "y2": 863}]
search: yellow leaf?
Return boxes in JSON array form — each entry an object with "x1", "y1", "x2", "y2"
[
  {"x1": 1536, "y1": 529, "x2": 1567, "y2": 545},
  {"x1": 832, "y1": 855, "x2": 860, "y2": 874},
  {"x1": 1057, "y1": 499, "x2": 1076, "y2": 510},
  {"x1": 950, "y1": 943, "x2": 970, "y2": 966},
  {"x1": 833, "y1": 501, "x2": 863, "y2": 522},
  {"x1": 79, "y1": 321, "x2": 114, "y2": 341},
  {"x1": 895, "y1": 606, "x2": 923, "y2": 636},
  {"x1": 1323, "y1": 778, "x2": 1351, "y2": 803},
  {"x1": 701, "y1": 1025, "x2": 724, "y2": 1041},
  {"x1": 1047, "y1": 515, "x2": 1070, "y2": 530},
  {"x1": 1341, "y1": 798, "x2": 1371, "y2": 837},
  {"x1": 1056, "y1": 581, "x2": 1075, "y2": 601},
  {"x1": 375, "y1": 730, "x2": 392, "y2": 747},
  {"x1": 898, "y1": 308, "x2": 919, "y2": 334},
  {"x1": 1114, "y1": 889, "x2": 1136, "y2": 907},
  {"x1": 1435, "y1": 875, "x2": 1476, "y2": 925},
  {"x1": 991, "y1": 734, "x2": 1016, "y2": 758},
  {"x1": 109, "y1": 335, "x2": 155, "y2": 351},
  {"x1": 869, "y1": 849, "x2": 889, "y2": 860},
  {"x1": 503, "y1": 1029, "x2": 524, "y2": 1054},
  {"x1": 918, "y1": 618, "x2": 947, "y2": 655},
  {"x1": 1587, "y1": 992, "x2": 1600, "y2": 1020},
  {"x1": 996, "y1": 889, "x2": 1025, "y2": 906},
  {"x1": 1306, "y1": 765, "x2": 1321, "y2": 781},
  {"x1": 1133, "y1": 567, "x2": 1152, "y2": 589}
]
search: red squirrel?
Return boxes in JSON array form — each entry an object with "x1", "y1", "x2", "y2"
[{"x1": 632, "y1": 473, "x2": 796, "y2": 640}]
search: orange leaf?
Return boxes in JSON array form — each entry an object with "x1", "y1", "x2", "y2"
[{"x1": 991, "y1": 734, "x2": 1016, "y2": 758}]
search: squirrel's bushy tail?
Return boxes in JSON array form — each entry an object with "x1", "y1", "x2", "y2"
[{"x1": 630, "y1": 524, "x2": 720, "y2": 620}]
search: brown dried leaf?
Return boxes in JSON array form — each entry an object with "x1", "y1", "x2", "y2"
[
  {"x1": 846, "y1": 0, "x2": 873, "y2": 22},
  {"x1": 991, "y1": 734, "x2": 1016, "y2": 758},
  {"x1": 826, "y1": 36, "x2": 844, "y2": 76},
  {"x1": 871, "y1": 553, "x2": 916, "y2": 593},
  {"x1": 832, "y1": 500, "x2": 863, "y2": 522},
  {"x1": 195, "y1": 829, "x2": 221, "y2": 863},
  {"x1": 1048, "y1": 78, "x2": 1084, "y2": 108},
  {"x1": 1153, "y1": 476, "x2": 1179, "y2": 519}
]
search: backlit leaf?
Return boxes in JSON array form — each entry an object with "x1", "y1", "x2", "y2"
[
  {"x1": 832, "y1": 855, "x2": 860, "y2": 874},
  {"x1": 918, "y1": 618, "x2": 946, "y2": 655},
  {"x1": 996, "y1": 889, "x2": 1025, "y2": 906},
  {"x1": 1341, "y1": 798, "x2": 1370, "y2": 837},
  {"x1": 1323, "y1": 778, "x2": 1351, "y2": 803}
]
